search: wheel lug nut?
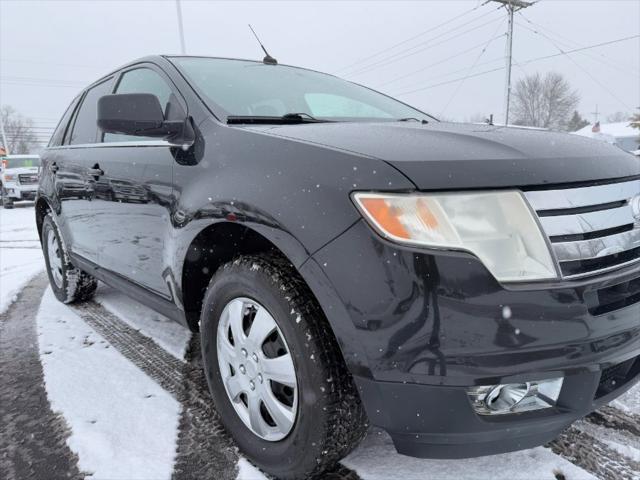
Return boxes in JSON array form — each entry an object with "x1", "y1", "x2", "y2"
[
  {"x1": 249, "y1": 380, "x2": 255, "y2": 391},
  {"x1": 239, "y1": 365, "x2": 246, "y2": 374},
  {"x1": 258, "y1": 374, "x2": 263, "y2": 383},
  {"x1": 252, "y1": 353, "x2": 259, "y2": 362},
  {"x1": 241, "y1": 348, "x2": 248, "y2": 358}
]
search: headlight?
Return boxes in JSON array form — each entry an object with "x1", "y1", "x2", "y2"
[
  {"x1": 353, "y1": 191, "x2": 558, "y2": 282},
  {"x1": 3, "y1": 174, "x2": 15, "y2": 181}
]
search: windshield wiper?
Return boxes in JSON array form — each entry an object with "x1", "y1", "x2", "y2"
[
  {"x1": 398, "y1": 117, "x2": 429, "y2": 124},
  {"x1": 227, "y1": 113, "x2": 328, "y2": 125}
]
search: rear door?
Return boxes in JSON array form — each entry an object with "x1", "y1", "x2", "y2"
[
  {"x1": 89, "y1": 65, "x2": 180, "y2": 298},
  {"x1": 49, "y1": 78, "x2": 114, "y2": 262}
]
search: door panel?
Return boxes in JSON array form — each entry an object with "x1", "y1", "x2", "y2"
[
  {"x1": 54, "y1": 77, "x2": 114, "y2": 263},
  {"x1": 54, "y1": 148, "x2": 95, "y2": 260},
  {"x1": 88, "y1": 144, "x2": 174, "y2": 297},
  {"x1": 87, "y1": 65, "x2": 186, "y2": 298}
]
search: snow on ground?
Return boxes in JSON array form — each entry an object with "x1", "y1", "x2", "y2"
[
  {"x1": 95, "y1": 283, "x2": 191, "y2": 361},
  {"x1": 613, "y1": 382, "x2": 640, "y2": 416},
  {"x1": 36, "y1": 287, "x2": 181, "y2": 480},
  {"x1": 0, "y1": 205, "x2": 43, "y2": 313},
  {"x1": 342, "y1": 430, "x2": 596, "y2": 480},
  {"x1": 236, "y1": 457, "x2": 268, "y2": 480},
  {"x1": 576, "y1": 419, "x2": 640, "y2": 463}
]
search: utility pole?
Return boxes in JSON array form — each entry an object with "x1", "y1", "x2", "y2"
[
  {"x1": 491, "y1": 0, "x2": 533, "y2": 125},
  {"x1": 591, "y1": 104, "x2": 600, "y2": 123},
  {"x1": 175, "y1": 0, "x2": 187, "y2": 55}
]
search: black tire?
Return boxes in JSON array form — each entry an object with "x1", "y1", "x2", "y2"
[
  {"x1": 42, "y1": 213, "x2": 98, "y2": 303},
  {"x1": 2, "y1": 189, "x2": 14, "y2": 209},
  {"x1": 200, "y1": 254, "x2": 367, "y2": 480}
]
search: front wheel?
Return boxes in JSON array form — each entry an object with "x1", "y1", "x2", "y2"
[
  {"x1": 2, "y1": 187, "x2": 14, "y2": 209},
  {"x1": 200, "y1": 254, "x2": 367, "y2": 479},
  {"x1": 42, "y1": 213, "x2": 97, "y2": 303}
]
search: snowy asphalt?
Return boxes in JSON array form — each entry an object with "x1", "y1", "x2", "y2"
[
  {"x1": 0, "y1": 274, "x2": 82, "y2": 480},
  {"x1": 1, "y1": 205, "x2": 639, "y2": 480}
]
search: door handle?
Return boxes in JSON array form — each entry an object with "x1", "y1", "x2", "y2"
[
  {"x1": 88, "y1": 167, "x2": 104, "y2": 177},
  {"x1": 49, "y1": 162, "x2": 59, "y2": 173}
]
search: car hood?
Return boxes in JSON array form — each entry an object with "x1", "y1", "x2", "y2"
[
  {"x1": 2, "y1": 166, "x2": 39, "y2": 176},
  {"x1": 248, "y1": 121, "x2": 639, "y2": 189}
]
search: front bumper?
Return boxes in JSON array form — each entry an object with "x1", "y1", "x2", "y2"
[
  {"x1": 305, "y1": 219, "x2": 640, "y2": 458},
  {"x1": 3, "y1": 183, "x2": 38, "y2": 200}
]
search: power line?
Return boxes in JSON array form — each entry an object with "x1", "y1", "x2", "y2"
[
  {"x1": 394, "y1": 34, "x2": 640, "y2": 96},
  {"x1": 517, "y1": 12, "x2": 638, "y2": 77},
  {"x1": 346, "y1": 14, "x2": 504, "y2": 78},
  {"x1": 375, "y1": 35, "x2": 505, "y2": 88},
  {"x1": 386, "y1": 55, "x2": 505, "y2": 93},
  {"x1": 440, "y1": 20, "x2": 506, "y2": 115},
  {"x1": 517, "y1": 21, "x2": 634, "y2": 110},
  {"x1": 1, "y1": 81, "x2": 83, "y2": 89},
  {"x1": 516, "y1": 22, "x2": 633, "y2": 78},
  {"x1": 0, "y1": 58, "x2": 101, "y2": 69},
  {"x1": 334, "y1": 3, "x2": 489, "y2": 74},
  {"x1": 1, "y1": 75, "x2": 88, "y2": 86}
]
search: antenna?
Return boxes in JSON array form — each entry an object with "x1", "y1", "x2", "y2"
[{"x1": 248, "y1": 24, "x2": 278, "y2": 65}]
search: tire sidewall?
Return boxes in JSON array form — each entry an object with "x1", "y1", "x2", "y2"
[
  {"x1": 42, "y1": 215, "x2": 71, "y2": 303},
  {"x1": 200, "y1": 262, "x2": 332, "y2": 476}
]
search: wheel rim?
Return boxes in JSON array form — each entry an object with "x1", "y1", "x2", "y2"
[
  {"x1": 47, "y1": 231, "x2": 63, "y2": 288},
  {"x1": 216, "y1": 297, "x2": 298, "y2": 441}
]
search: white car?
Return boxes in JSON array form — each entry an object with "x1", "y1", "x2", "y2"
[{"x1": 1, "y1": 154, "x2": 40, "y2": 208}]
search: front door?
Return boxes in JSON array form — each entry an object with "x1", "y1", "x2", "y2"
[
  {"x1": 89, "y1": 66, "x2": 180, "y2": 298},
  {"x1": 53, "y1": 77, "x2": 115, "y2": 263}
]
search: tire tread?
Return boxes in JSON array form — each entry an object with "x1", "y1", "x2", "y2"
[{"x1": 213, "y1": 253, "x2": 367, "y2": 479}]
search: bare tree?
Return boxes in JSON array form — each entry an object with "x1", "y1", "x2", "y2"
[
  {"x1": 606, "y1": 111, "x2": 631, "y2": 123},
  {"x1": 1, "y1": 105, "x2": 40, "y2": 154},
  {"x1": 511, "y1": 72, "x2": 580, "y2": 130}
]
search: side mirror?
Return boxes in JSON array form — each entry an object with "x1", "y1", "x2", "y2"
[{"x1": 97, "y1": 93, "x2": 192, "y2": 143}]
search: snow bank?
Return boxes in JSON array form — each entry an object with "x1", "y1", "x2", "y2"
[
  {"x1": 36, "y1": 288, "x2": 181, "y2": 479},
  {"x1": 0, "y1": 207, "x2": 44, "y2": 313}
]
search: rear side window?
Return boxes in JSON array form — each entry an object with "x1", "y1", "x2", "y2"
[
  {"x1": 103, "y1": 68, "x2": 173, "y2": 143},
  {"x1": 69, "y1": 78, "x2": 114, "y2": 145},
  {"x1": 49, "y1": 96, "x2": 81, "y2": 147}
]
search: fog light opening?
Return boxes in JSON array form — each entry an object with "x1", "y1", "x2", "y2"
[
  {"x1": 485, "y1": 383, "x2": 530, "y2": 412},
  {"x1": 468, "y1": 377, "x2": 563, "y2": 415}
]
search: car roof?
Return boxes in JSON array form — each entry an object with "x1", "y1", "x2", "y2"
[{"x1": 85, "y1": 54, "x2": 337, "y2": 91}]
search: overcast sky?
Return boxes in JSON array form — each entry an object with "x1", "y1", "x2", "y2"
[{"x1": 1, "y1": 0, "x2": 638, "y2": 144}]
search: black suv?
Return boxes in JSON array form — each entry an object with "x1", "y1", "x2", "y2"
[{"x1": 37, "y1": 55, "x2": 640, "y2": 479}]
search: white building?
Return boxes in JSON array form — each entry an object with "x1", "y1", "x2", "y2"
[{"x1": 574, "y1": 121, "x2": 640, "y2": 154}]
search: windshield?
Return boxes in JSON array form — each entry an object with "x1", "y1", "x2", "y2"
[
  {"x1": 1, "y1": 156, "x2": 40, "y2": 168},
  {"x1": 172, "y1": 57, "x2": 433, "y2": 123}
]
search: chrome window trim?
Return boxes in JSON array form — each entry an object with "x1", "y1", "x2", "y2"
[{"x1": 47, "y1": 140, "x2": 173, "y2": 150}]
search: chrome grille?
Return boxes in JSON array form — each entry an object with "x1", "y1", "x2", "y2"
[
  {"x1": 524, "y1": 179, "x2": 640, "y2": 278},
  {"x1": 18, "y1": 173, "x2": 38, "y2": 185}
]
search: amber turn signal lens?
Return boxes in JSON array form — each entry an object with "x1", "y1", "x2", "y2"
[{"x1": 358, "y1": 197, "x2": 409, "y2": 239}]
